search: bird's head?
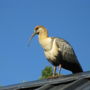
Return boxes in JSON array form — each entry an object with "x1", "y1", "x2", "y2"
[{"x1": 29, "y1": 25, "x2": 48, "y2": 42}]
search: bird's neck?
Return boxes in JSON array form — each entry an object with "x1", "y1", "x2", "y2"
[
  {"x1": 38, "y1": 30, "x2": 48, "y2": 40},
  {"x1": 38, "y1": 33, "x2": 52, "y2": 50}
]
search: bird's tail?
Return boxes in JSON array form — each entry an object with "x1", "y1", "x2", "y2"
[{"x1": 72, "y1": 64, "x2": 83, "y2": 74}]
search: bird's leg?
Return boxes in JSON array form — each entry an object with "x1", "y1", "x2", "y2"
[
  {"x1": 53, "y1": 66, "x2": 56, "y2": 77},
  {"x1": 58, "y1": 64, "x2": 62, "y2": 75}
]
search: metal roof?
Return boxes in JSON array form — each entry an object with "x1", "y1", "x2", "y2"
[{"x1": 0, "y1": 71, "x2": 90, "y2": 90}]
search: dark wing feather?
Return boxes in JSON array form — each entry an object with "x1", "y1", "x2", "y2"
[{"x1": 55, "y1": 38, "x2": 83, "y2": 73}]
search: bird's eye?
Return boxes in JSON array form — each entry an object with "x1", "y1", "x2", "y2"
[{"x1": 35, "y1": 27, "x2": 39, "y2": 31}]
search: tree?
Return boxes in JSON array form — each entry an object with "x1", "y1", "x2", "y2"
[{"x1": 39, "y1": 66, "x2": 53, "y2": 80}]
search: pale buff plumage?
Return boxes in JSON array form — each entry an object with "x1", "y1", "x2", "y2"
[{"x1": 35, "y1": 26, "x2": 59, "y2": 62}]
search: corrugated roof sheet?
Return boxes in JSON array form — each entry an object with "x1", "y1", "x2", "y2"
[{"x1": 0, "y1": 71, "x2": 90, "y2": 90}]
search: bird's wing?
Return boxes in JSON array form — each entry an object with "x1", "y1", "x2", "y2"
[
  {"x1": 55, "y1": 38, "x2": 83, "y2": 73},
  {"x1": 55, "y1": 38, "x2": 79, "y2": 64}
]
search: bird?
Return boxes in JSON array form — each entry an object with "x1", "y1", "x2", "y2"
[{"x1": 29, "y1": 25, "x2": 83, "y2": 76}]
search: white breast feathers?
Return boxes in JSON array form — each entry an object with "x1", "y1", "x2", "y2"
[{"x1": 44, "y1": 39, "x2": 60, "y2": 61}]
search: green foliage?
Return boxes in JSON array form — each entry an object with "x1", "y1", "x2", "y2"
[
  {"x1": 0, "y1": 85, "x2": 3, "y2": 88},
  {"x1": 39, "y1": 66, "x2": 53, "y2": 80}
]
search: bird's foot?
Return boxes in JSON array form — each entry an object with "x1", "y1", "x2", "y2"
[{"x1": 47, "y1": 74, "x2": 63, "y2": 79}]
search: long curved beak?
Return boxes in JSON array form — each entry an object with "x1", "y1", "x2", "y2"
[
  {"x1": 28, "y1": 31, "x2": 37, "y2": 46},
  {"x1": 29, "y1": 31, "x2": 37, "y2": 41}
]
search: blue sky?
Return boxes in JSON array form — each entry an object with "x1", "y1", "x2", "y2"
[{"x1": 0, "y1": 0, "x2": 90, "y2": 86}]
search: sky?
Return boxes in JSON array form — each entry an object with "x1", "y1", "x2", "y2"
[{"x1": 0, "y1": 0, "x2": 90, "y2": 86}]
